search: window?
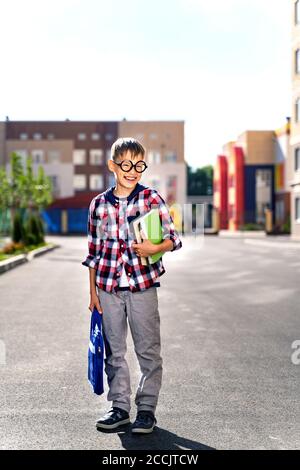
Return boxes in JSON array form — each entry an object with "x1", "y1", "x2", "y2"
[
  {"x1": 90, "y1": 149, "x2": 104, "y2": 165},
  {"x1": 147, "y1": 151, "x2": 161, "y2": 164},
  {"x1": 19, "y1": 133, "x2": 28, "y2": 140},
  {"x1": 106, "y1": 149, "x2": 111, "y2": 161},
  {"x1": 164, "y1": 152, "x2": 177, "y2": 163},
  {"x1": 33, "y1": 133, "x2": 42, "y2": 140},
  {"x1": 166, "y1": 175, "x2": 177, "y2": 205},
  {"x1": 149, "y1": 133, "x2": 158, "y2": 140},
  {"x1": 296, "y1": 197, "x2": 300, "y2": 222},
  {"x1": 91, "y1": 132, "x2": 101, "y2": 141},
  {"x1": 32, "y1": 150, "x2": 45, "y2": 163},
  {"x1": 276, "y1": 200, "x2": 284, "y2": 223},
  {"x1": 73, "y1": 174, "x2": 86, "y2": 190},
  {"x1": 149, "y1": 176, "x2": 160, "y2": 191},
  {"x1": 296, "y1": 0, "x2": 300, "y2": 24},
  {"x1": 295, "y1": 98, "x2": 300, "y2": 122},
  {"x1": 296, "y1": 49, "x2": 300, "y2": 74},
  {"x1": 47, "y1": 133, "x2": 55, "y2": 140},
  {"x1": 73, "y1": 149, "x2": 86, "y2": 165},
  {"x1": 108, "y1": 173, "x2": 115, "y2": 187},
  {"x1": 105, "y1": 133, "x2": 113, "y2": 141},
  {"x1": 77, "y1": 133, "x2": 86, "y2": 141},
  {"x1": 49, "y1": 175, "x2": 59, "y2": 194},
  {"x1": 255, "y1": 169, "x2": 272, "y2": 224},
  {"x1": 48, "y1": 150, "x2": 61, "y2": 164},
  {"x1": 90, "y1": 174, "x2": 104, "y2": 190},
  {"x1": 295, "y1": 148, "x2": 300, "y2": 171}
]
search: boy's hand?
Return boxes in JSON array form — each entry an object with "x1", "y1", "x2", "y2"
[
  {"x1": 89, "y1": 291, "x2": 103, "y2": 315},
  {"x1": 132, "y1": 230, "x2": 160, "y2": 258}
]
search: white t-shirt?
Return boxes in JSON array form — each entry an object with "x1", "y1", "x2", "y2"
[{"x1": 117, "y1": 195, "x2": 130, "y2": 287}]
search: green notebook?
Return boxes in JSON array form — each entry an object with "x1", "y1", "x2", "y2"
[{"x1": 132, "y1": 208, "x2": 164, "y2": 264}]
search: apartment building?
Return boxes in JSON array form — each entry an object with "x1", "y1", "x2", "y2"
[
  {"x1": 290, "y1": 0, "x2": 300, "y2": 239},
  {"x1": 3, "y1": 121, "x2": 117, "y2": 198},
  {"x1": 0, "y1": 119, "x2": 186, "y2": 233}
]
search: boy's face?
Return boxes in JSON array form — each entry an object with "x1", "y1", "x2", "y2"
[{"x1": 108, "y1": 150, "x2": 145, "y2": 190}]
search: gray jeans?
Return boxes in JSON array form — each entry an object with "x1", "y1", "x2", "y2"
[{"x1": 97, "y1": 286, "x2": 163, "y2": 415}]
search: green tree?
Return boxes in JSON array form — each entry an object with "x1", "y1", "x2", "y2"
[
  {"x1": 187, "y1": 164, "x2": 213, "y2": 196},
  {"x1": 1, "y1": 152, "x2": 53, "y2": 246},
  {"x1": 0, "y1": 167, "x2": 11, "y2": 236}
]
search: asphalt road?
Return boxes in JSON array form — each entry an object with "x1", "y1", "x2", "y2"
[{"x1": 0, "y1": 234, "x2": 299, "y2": 450}]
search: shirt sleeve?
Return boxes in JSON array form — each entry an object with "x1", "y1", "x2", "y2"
[
  {"x1": 149, "y1": 190, "x2": 183, "y2": 252},
  {"x1": 81, "y1": 197, "x2": 101, "y2": 269}
]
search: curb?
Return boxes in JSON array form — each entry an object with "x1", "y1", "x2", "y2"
[
  {"x1": 218, "y1": 230, "x2": 266, "y2": 238},
  {"x1": 0, "y1": 243, "x2": 60, "y2": 274},
  {"x1": 244, "y1": 239, "x2": 300, "y2": 249}
]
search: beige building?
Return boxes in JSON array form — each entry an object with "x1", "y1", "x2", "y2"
[
  {"x1": 1, "y1": 120, "x2": 186, "y2": 210},
  {"x1": 118, "y1": 120, "x2": 186, "y2": 208},
  {"x1": 235, "y1": 131, "x2": 275, "y2": 165},
  {"x1": 291, "y1": 0, "x2": 300, "y2": 239}
]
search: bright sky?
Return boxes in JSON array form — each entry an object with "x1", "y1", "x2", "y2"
[{"x1": 0, "y1": 0, "x2": 292, "y2": 169}]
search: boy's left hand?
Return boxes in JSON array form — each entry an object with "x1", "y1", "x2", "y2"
[{"x1": 132, "y1": 230, "x2": 159, "y2": 257}]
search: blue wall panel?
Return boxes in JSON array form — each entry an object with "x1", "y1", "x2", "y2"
[
  {"x1": 67, "y1": 208, "x2": 88, "y2": 233},
  {"x1": 41, "y1": 209, "x2": 61, "y2": 234},
  {"x1": 244, "y1": 165, "x2": 275, "y2": 224}
]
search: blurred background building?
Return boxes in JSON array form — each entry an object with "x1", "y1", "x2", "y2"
[
  {"x1": 0, "y1": 119, "x2": 186, "y2": 234},
  {"x1": 213, "y1": 124, "x2": 291, "y2": 232},
  {"x1": 290, "y1": 0, "x2": 300, "y2": 240}
]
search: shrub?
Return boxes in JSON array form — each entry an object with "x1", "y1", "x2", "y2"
[
  {"x1": 23, "y1": 213, "x2": 44, "y2": 245},
  {"x1": 240, "y1": 223, "x2": 264, "y2": 231},
  {"x1": 12, "y1": 211, "x2": 24, "y2": 243}
]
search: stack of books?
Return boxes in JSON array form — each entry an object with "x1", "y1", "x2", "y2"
[{"x1": 130, "y1": 208, "x2": 164, "y2": 266}]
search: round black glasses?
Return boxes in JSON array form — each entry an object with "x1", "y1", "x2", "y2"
[{"x1": 114, "y1": 159, "x2": 148, "y2": 173}]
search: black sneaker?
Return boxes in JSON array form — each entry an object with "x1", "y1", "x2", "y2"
[
  {"x1": 96, "y1": 407, "x2": 130, "y2": 430},
  {"x1": 131, "y1": 410, "x2": 157, "y2": 434}
]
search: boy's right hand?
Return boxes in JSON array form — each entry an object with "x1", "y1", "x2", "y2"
[{"x1": 89, "y1": 291, "x2": 103, "y2": 315}]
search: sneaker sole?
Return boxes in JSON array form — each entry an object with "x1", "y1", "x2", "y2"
[
  {"x1": 131, "y1": 425, "x2": 156, "y2": 434},
  {"x1": 96, "y1": 418, "x2": 131, "y2": 430}
]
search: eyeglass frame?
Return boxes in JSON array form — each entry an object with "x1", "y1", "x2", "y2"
[{"x1": 113, "y1": 159, "x2": 148, "y2": 173}]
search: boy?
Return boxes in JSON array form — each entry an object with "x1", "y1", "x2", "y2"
[{"x1": 82, "y1": 137, "x2": 182, "y2": 434}]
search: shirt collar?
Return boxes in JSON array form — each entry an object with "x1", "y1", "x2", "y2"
[{"x1": 105, "y1": 182, "x2": 147, "y2": 206}]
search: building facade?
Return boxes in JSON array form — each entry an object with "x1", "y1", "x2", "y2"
[
  {"x1": 3, "y1": 121, "x2": 118, "y2": 198},
  {"x1": 291, "y1": 0, "x2": 300, "y2": 239},
  {"x1": 0, "y1": 119, "x2": 186, "y2": 233},
  {"x1": 214, "y1": 128, "x2": 290, "y2": 232}
]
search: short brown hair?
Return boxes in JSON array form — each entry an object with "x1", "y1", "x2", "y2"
[{"x1": 110, "y1": 137, "x2": 146, "y2": 162}]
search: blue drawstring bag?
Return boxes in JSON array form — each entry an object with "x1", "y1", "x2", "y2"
[{"x1": 88, "y1": 307, "x2": 104, "y2": 395}]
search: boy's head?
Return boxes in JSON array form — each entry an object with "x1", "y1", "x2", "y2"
[{"x1": 108, "y1": 137, "x2": 147, "y2": 190}]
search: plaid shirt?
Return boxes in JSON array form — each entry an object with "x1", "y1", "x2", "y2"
[{"x1": 81, "y1": 182, "x2": 182, "y2": 293}]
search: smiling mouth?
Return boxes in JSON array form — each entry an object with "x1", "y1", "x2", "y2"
[{"x1": 124, "y1": 176, "x2": 137, "y2": 181}]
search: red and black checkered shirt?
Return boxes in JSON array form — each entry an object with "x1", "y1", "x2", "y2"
[{"x1": 81, "y1": 183, "x2": 182, "y2": 293}]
